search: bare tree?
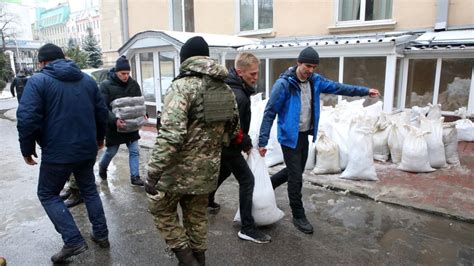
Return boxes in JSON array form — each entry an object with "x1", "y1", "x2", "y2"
[{"x1": 0, "y1": 3, "x2": 20, "y2": 51}]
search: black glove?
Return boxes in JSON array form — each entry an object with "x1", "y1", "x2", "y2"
[{"x1": 145, "y1": 178, "x2": 158, "y2": 195}]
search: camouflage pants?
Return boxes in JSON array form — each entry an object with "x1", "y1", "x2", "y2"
[{"x1": 148, "y1": 191, "x2": 209, "y2": 250}]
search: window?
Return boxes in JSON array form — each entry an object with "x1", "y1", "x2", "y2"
[
  {"x1": 172, "y1": 0, "x2": 194, "y2": 32},
  {"x1": 338, "y1": 0, "x2": 392, "y2": 22},
  {"x1": 342, "y1": 57, "x2": 386, "y2": 106},
  {"x1": 240, "y1": 0, "x2": 273, "y2": 32},
  {"x1": 405, "y1": 59, "x2": 436, "y2": 108},
  {"x1": 140, "y1": 53, "x2": 155, "y2": 103},
  {"x1": 159, "y1": 52, "x2": 175, "y2": 101},
  {"x1": 269, "y1": 58, "x2": 295, "y2": 93},
  {"x1": 438, "y1": 58, "x2": 473, "y2": 112},
  {"x1": 316, "y1": 58, "x2": 340, "y2": 106}
]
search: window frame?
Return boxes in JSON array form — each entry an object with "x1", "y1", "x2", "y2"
[
  {"x1": 334, "y1": 0, "x2": 395, "y2": 28},
  {"x1": 169, "y1": 0, "x2": 194, "y2": 32},
  {"x1": 236, "y1": 0, "x2": 273, "y2": 36}
]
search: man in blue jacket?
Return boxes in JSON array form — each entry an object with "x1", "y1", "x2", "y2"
[
  {"x1": 258, "y1": 47, "x2": 379, "y2": 234},
  {"x1": 17, "y1": 43, "x2": 110, "y2": 263}
]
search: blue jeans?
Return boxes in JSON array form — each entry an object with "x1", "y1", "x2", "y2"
[
  {"x1": 37, "y1": 159, "x2": 108, "y2": 247},
  {"x1": 99, "y1": 140, "x2": 140, "y2": 178}
]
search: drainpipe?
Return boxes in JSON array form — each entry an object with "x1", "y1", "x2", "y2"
[
  {"x1": 434, "y1": 0, "x2": 449, "y2": 31},
  {"x1": 120, "y1": 0, "x2": 129, "y2": 43}
]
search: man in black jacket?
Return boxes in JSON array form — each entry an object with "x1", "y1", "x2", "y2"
[
  {"x1": 10, "y1": 69, "x2": 28, "y2": 102},
  {"x1": 208, "y1": 53, "x2": 271, "y2": 244},
  {"x1": 98, "y1": 56, "x2": 145, "y2": 186}
]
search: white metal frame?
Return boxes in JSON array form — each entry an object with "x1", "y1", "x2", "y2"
[
  {"x1": 235, "y1": 0, "x2": 273, "y2": 35},
  {"x1": 168, "y1": 0, "x2": 187, "y2": 32},
  {"x1": 333, "y1": 0, "x2": 395, "y2": 27}
]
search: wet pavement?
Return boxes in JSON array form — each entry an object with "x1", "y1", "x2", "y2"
[{"x1": 1, "y1": 103, "x2": 474, "y2": 265}]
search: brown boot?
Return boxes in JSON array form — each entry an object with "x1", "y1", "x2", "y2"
[
  {"x1": 172, "y1": 247, "x2": 199, "y2": 266},
  {"x1": 193, "y1": 250, "x2": 205, "y2": 266}
]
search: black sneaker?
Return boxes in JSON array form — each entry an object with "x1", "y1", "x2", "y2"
[
  {"x1": 50, "y1": 243, "x2": 88, "y2": 263},
  {"x1": 131, "y1": 177, "x2": 144, "y2": 186},
  {"x1": 292, "y1": 217, "x2": 314, "y2": 234},
  {"x1": 207, "y1": 202, "x2": 221, "y2": 214},
  {"x1": 90, "y1": 233, "x2": 110, "y2": 248},
  {"x1": 99, "y1": 167, "x2": 107, "y2": 180},
  {"x1": 238, "y1": 228, "x2": 271, "y2": 244},
  {"x1": 64, "y1": 189, "x2": 84, "y2": 208}
]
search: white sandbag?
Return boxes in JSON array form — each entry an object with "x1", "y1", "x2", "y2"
[
  {"x1": 326, "y1": 120, "x2": 350, "y2": 170},
  {"x1": 454, "y1": 107, "x2": 474, "y2": 141},
  {"x1": 111, "y1": 96, "x2": 145, "y2": 108},
  {"x1": 420, "y1": 117, "x2": 447, "y2": 168},
  {"x1": 113, "y1": 105, "x2": 146, "y2": 119},
  {"x1": 427, "y1": 103, "x2": 442, "y2": 120},
  {"x1": 234, "y1": 149, "x2": 284, "y2": 226},
  {"x1": 364, "y1": 101, "x2": 383, "y2": 119},
  {"x1": 373, "y1": 113, "x2": 391, "y2": 162},
  {"x1": 387, "y1": 123, "x2": 407, "y2": 164},
  {"x1": 410, "y1": 106, "x2": 430, "y2": 128},
  {"x1": 117, "y1": 116, "x2": 146, "y2": 133},
  {"x1": 442, "y1": 122, "x2": 460, "y2": 165},
  {"x1": 340, "y1": 118, "x2": 378, "y2": 181},
  {"x1": 398, "y1": 126, "x2": 435, "y2": 173},
  {"x1": 264, "y1": 118, "x2": 284, "y2": 167},
  {"x1": 305, "y1": 136, "x2": 316, "y2": 170},
  {"x1": 312, "y1": 132, "x2": 341, "y2": 174}
]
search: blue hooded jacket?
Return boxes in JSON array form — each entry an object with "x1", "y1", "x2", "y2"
[
  {"x1": 17, "y1": 59, "x2": 108, "y2": 164},
  {"x1": 259, "y1": 66, "x2": 370, "y2": 149}
]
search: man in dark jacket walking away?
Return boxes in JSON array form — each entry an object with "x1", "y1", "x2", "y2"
[
  {"x1": 258, "y1": 47, "x2": 380, "y2": 235},
  {"x1": 208, "y1": 53, "x2": 271, "y2": 244},
  {"x1": 16, "y1": 43, "x2": 110, "y2": 263},
  {"x1": 10, "y1": 69, "x2": 28, "y2": 102},
  {"x1": 98, "y1": 56, "x2": 145, "y2": 186}
]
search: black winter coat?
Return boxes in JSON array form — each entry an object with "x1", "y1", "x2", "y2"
[
  {"x1": 222, "y1": 67, "x2": 255, "y2": 156},
  {"x1": 100, "y1": 69, "x2": 142, "y2": 146}
]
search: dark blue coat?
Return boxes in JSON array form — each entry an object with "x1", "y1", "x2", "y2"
[
  {"x1": 259, "y1": 66, "x2": 369, "y2": 149},
  {"x1": 17, "y1": 59, "x2": 108, "y2": 164}
]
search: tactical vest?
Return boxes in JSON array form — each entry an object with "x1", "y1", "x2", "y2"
[{"x1": 175, "y1": 71, "x2": 235, "y2": 124}]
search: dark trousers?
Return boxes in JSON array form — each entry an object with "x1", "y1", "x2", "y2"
[
  {"x1": 271, "y1": 131, "x2": 309, "y2": 219},
  {"x1": 208, "y1": 152, "x2": 255, "y2": 231},
  {"x1": 37, "y1": 159, "x2": 108, "y2": 246}
]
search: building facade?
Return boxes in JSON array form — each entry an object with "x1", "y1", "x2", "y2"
[
  {"x1": 32, "y1": 3, "x2": 70, "y2": 47},
  {"x1": 102, "y1": 0, "x2": 474, "y2": 122}
]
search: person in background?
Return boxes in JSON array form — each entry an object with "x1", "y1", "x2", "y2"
[
  {"x1": 10, "y1": 69, "x2": 28, "y2": 102},
  {"x1": 98, "y1": 55, "x2": 145, "y2": 186},
  {"x1": 208, "y1": 52, "x2": 271, "y2": 244},
  {"x1": 145, "y1": 36, "x2": 240, "y2": 266},
  {"x1": 258, "y1": 47, "x2": 380, "y2": 235},
  {"x1": 16, "y1": 43, "x2": 110, "y2": 263}
]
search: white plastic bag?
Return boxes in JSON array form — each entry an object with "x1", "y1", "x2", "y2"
[
  {"x1": 312, "y1": 132, "x2": 341, "y2": 174},
  {"x1": 340, "y1": 118, "x2": 378, "y2": 181},
  {"x1": 327, "y1": 120, "x2": 350, "y2": 170},
  {"x1": 373, "y1": 114, "x2": 391, "y2": 162},
  {"x1": 305, "y1": 136, "x2": 317, "y2": 170},
  {"x1": 388, "y1": 123, "x2": 407, "y2": 164},
  {"x1": 454, "y1": 107, "x2": 474, "y2": 142},
  {"x1": 443, "y1": 122, "x2": 460, "y2": 165},
  {"x1": 234, "y1": 149, "x2": 284, "y2": 226},
  {"x1": 420, "y1": 117, "x2": 447, "y2": 168},
  {"x1": 427, "y1": 103, "x2": 442, "y2": 120},
  {"x1": 398, "y1": 126, "x2": 435, "y2": 173}
]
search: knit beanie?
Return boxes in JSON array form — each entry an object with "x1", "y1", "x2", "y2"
[
  {"x1": 180, "y1": 36, "x2": 209, "y2": 63},
  {"x1": 37, "y1": 43, "x2": 65, "y2": 62},
  {"x1": 115, "y1": 55, "x2": 131, "y2": 71},
  {"x1": 297, "y1": 47, "x2": 320, "y2": 65}
]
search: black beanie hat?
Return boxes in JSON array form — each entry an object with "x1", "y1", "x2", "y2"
[
  {"x1": 38, "y1": 43, "x2": 65, "y2": 62},
  {"x1": 297, "y1": 47, "x2": 320, "y2": 64},
  {"x1": 115, "y1": 55, "x2": 131, "y2": 71},
  {"x1": 180, "y1": 36, "x2": 209, "y2": 63}
]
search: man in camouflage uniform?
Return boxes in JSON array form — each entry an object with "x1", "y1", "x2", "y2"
[{"x1": 145, "y1": 36, "x2": 239, "y2": 266}]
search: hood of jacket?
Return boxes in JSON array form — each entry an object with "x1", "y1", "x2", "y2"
[
  {"x1": 41, "y1": 59, "x2": 83, "y2": 82},
  {"x1": 225, "y1": 67, "x2": 256, "y2": 97},
  {"x1": 180, "y1": 56, "x2": 228, "y2": 80},
  {"x1": 280, "y1": 66, "x2": 307, "y2": 88}
]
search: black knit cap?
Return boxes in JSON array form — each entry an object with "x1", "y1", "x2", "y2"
[
  {"x1": 115, "y1": 55, "x2": 131, "y2": 71},
  {"x1": 37, "y1": 43, "x2": 65, "y2": 62},
  {"x1": 180, "y1": 36, "x2": 209, "y2": 63},
  {"x1": 297, "y1": 47, "x2": 320, "y2": 65}
]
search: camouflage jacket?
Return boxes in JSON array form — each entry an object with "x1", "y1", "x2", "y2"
[{"x1": 147, "y1": 56, "x2": 240, "y2": 195}]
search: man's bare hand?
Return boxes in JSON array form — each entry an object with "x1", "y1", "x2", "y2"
[
  {"x1": 23, "y1": 151, "x2": 38, "y2": 165},
  {"x1": 97, "y1": 140, "x2": 104, "y2": 150},
  {"x1": 368, "y1": 88, "x2": 380, "y2": 98},
  {"x1": 116, "y1": 119, "x2": 126, "y2": 129},
  {"x1": 258, "y1": 147, "x2": 267, "y2": 157}
]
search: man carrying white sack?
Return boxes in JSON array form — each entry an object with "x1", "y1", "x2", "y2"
[{"x1": 258, "y1": 47, "x2": 380, "y2": 234}]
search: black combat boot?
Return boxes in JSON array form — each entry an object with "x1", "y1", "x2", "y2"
[
  {"x1": 131, "y1": 176, "x2": 144, "y2": 186},
  {"x1": 172, "y1": 247, "x2": 200, "y2": 266},
  {"x1": 193, "y1": 250, "x2": 206, "y2": 266},
  {"x1": 50, "y1": 243, "x2": 88, "y2": 263},
  {"x1": 64, "y1": 188, "x2": 84, "y2": 208}
]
